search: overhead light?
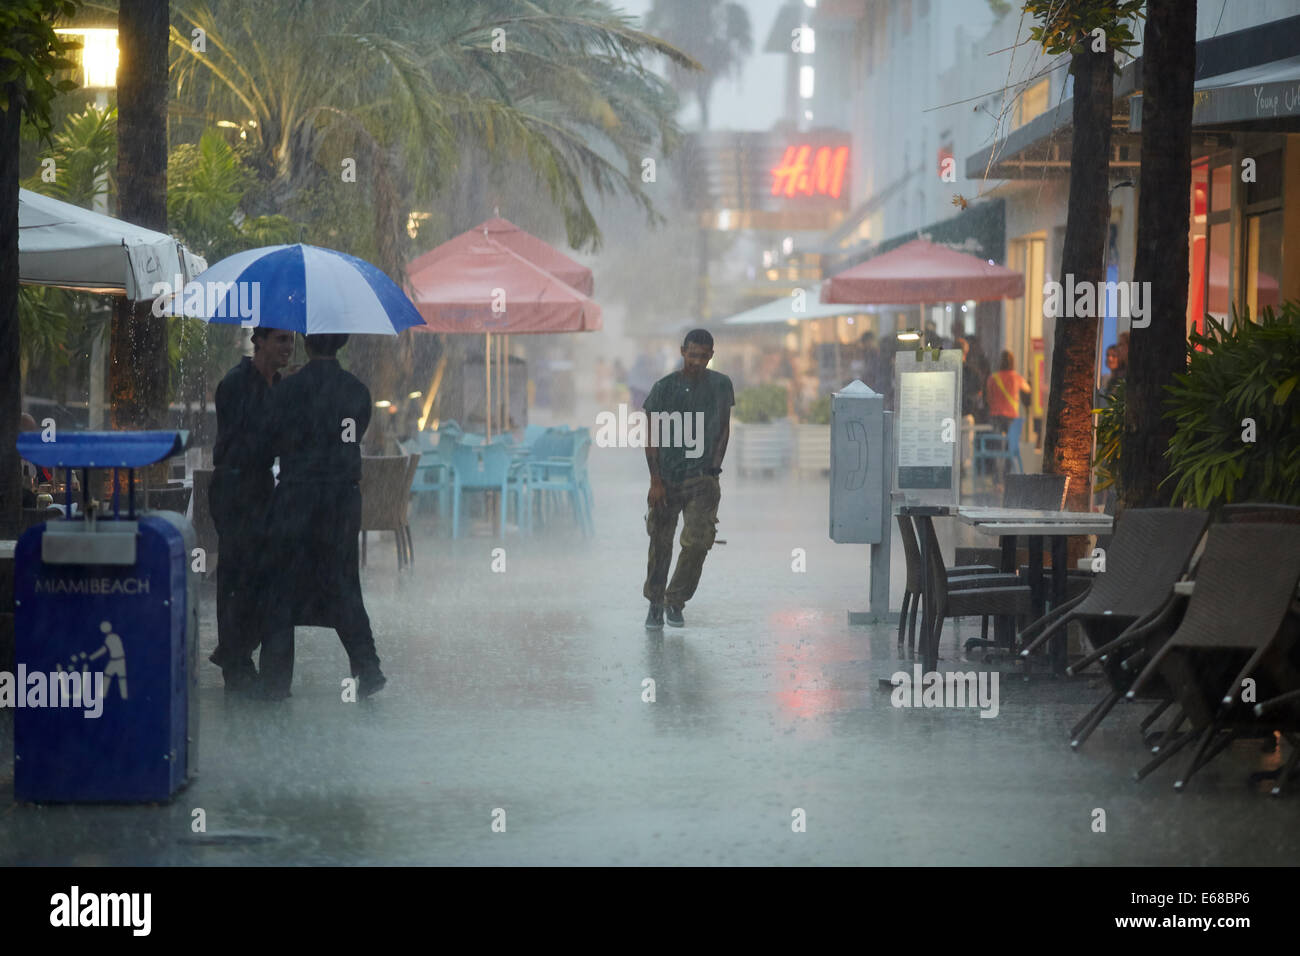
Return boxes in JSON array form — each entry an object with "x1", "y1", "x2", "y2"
[
  {"x1": 897, "y1": 330, "x2": 921, "y2": 342},
  {"x1": 216, "y1": 120, "x2": 240, "y2": 128},
  {"x1": 408, "y1": 390, "x2": 423, "y2": 399},
  {"x1": 375, "y1": 400, "x2": 393, "y2": 408},
  {"x1": 56, "y1": 28, "x2": 119, "y2": 90},
  {"x1": 799, "y1": 65, "x2": 815, "y2": 99}
]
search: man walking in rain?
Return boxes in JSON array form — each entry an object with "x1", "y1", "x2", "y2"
[
  {"x1": 256, "y1": 333, "x2": 387, "y2": 699},
  {"x1": 643, "y1": 329, "x2": 734, "y2": 629},
  {"x1": 208, "y1": 326, "x2": 294, "y2": 693}
]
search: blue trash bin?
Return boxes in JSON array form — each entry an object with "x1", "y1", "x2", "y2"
[{"x1": 12, "y1": 431, "x2": 200, "y2": 803}]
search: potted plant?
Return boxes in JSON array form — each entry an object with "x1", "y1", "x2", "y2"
[
  {"x1": 732, "y1": 384, "x2": 793, "y2": 476},
  {"x1": 1162, "y1": 302, "x2": 1300, "y2": 510},
  {"x1": 794, "y1": 394, "x2": 831, "y2": 477}
]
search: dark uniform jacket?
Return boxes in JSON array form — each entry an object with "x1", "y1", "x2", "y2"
[
  {"x1": 211, "y1": 357, "x2": 280, "y2": 533},
  {"x1": 260, "y1": 358, "x2": 372, "y2": 627}
]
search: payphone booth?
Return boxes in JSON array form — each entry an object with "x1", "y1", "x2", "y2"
[{"x1": 12, "y1": 431, "x2": 199, "y2": 803}]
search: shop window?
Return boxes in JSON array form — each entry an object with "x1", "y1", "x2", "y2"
[
  {"x1": 1210, "y1": 163, "x2": 1231, "y2": 212},
  {"x1": 1244, "y1": 150, "x2": 1283, "y2": 206},
  {"x1": 1015, "y1": 78, "x2": 1049, "y2": 129},
  {"x1": 1245, "y1": 210, "x2": 1283, "y2": 319},
  {"x1": 1207, "y1": 221, "x2": 1231, "y2": 322}
]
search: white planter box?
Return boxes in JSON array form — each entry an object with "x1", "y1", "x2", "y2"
[
  {"x1": 733, "y1": 419, "x2": 793, "y2": 476},
  {"x1": 794, "y1": 423, "x2": 830, "y2": 476}
]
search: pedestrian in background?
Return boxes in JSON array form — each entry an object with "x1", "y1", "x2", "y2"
[
  {"x1": 985, "y1": 349, "x2": 1030, "y2": 480},
  {"x1": 642, "y1": 329, "x2": 733, "y2": 630}
]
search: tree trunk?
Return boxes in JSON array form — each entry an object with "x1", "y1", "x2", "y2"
[
  {"x1": 0, "y1": 91, "x2": 23, "y2": 539},
  {"x1": 109, "y1": 0, "x2": 170, "y2": 433},
  {"x1": 1041, "y1": 44, "x2": 1114, "y2": 514},
  {"x1": 1124, "y1": 0, "x2": 1196, "y2": 507}
]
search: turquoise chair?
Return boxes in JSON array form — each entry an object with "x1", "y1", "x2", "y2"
[
  {"x1": 525, "y1": 429, "x2": 593, "y2": 536},
  {"x1": 405, "y1": 435, "x2": 460, "y2": 537},
  {"x1": 450, "y1": 443, "x2": 529, "y2": 538},
  {"x1": 974, "y1": 417, "x2": 1024, "y2": 479}
]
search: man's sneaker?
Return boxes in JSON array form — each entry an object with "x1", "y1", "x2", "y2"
[
  {"x1": 357, "y1": 665, "x2": 388, "y2": 699},
  {"x1": 665, "y1": 605, "x2": 684, "y2": 627},
  {"x1": 645, "y1": 603, "x2": 664, "y2": 629}
]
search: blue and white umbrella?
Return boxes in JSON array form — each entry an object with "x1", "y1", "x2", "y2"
[{"x1": 157, "y1": 243, "x2": 424, "y2": 335}]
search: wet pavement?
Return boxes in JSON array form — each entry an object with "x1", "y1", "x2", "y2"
[{"x1": 2, "y1": 440, "x2": 1297, "y2": 865}]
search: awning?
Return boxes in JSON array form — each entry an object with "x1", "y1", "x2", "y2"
[
  {"x1": 723, "y1": 288, "x2": 871, "y2": 325},
  {"x1": 18, "y1": 188, "x2": 207, "y2": 301},
  {"x1": 1131, "y1": 54, "x2": 1300, "y2": 131}
]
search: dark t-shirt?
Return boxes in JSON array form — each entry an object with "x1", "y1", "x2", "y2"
[{"x1": 643, "y1": 368, "x2": 734, "y2": 484}]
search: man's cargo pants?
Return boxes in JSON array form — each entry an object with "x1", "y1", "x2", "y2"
[{"x1": 643, "y1": 473, "x2": 721, "y2": 608}]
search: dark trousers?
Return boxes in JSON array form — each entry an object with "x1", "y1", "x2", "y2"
[
  {"x1": 643, "y1": 474, "x2": 721, "y2": 607},
  {"x1": 210, "y1": 471, "x2": 274, "y2": 673},
  {"x1": 258, "y1": 482, "x2": 380, "y2": 696}
]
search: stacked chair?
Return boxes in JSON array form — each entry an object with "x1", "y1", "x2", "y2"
[
  {"x1": 1124, "y1": 522, "x2": 1300, "y2": 792},
  {"x1": 1014, "y1": 509, "x2": 1209, "y2": 747}
]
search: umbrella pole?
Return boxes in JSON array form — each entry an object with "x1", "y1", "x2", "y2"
[
  {"x1": 485, "y1": 332, "x2": 492, "y2": 441},
  {"x1": 503, "y1": 334, "x2": 510, "y2": 431}
]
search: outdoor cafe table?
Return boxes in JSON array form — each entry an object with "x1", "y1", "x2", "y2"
[{"x1": 958, "y1": 507, "x2": 1114, "y2": 671}]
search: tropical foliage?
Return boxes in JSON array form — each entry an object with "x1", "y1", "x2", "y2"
[
  {"x1": 1092, "y1": 377, "x2": 1123, "y2": 494},
  {"x1": 1163, "y1": 303, "x2": 1300, "y2": 510},
  {"x1": 644, "y1": 0, "x2": 751, "y2": 129}
]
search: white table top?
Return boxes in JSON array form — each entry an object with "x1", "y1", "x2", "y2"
[{"x1": 958, "y1": 506, "x2": 1113, "y2": 537}]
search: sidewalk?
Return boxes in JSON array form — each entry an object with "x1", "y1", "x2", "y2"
[{"x1": 0, "y1": 443, "x2": 1295, "y2": 864}]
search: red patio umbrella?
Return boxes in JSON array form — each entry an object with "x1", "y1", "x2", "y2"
[
  {"x1": 407, "y1": 216, "x2": 594, "y2": 296},
  {"x1": 821, "y1": 238, "x2": 1024, "y2": 304},
  {"x1": 409, "y1": 238, "x2": 601, "y2": 437}
]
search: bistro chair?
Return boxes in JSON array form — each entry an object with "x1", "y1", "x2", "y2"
[
  {"x1": 954, "y1": 473, "x2": 1069, "y2": 569},
  {"x1": 1124, "y1": 523, "x2": 1300, "y2": 792},
  {"x1": 359, "y1": 454, "x2": 417, "y2": 568},
  {"x1": 1018, "y1": 508, "x2": 1209, "y2": 662},
  {"x1": 973, "y1": 417, "x2": 1023, "y2": 481},
  {"x1": 895, "y1": 514, "x2": 1012, "y2": 656},
  {"x1": 451, "y1": 443, "x2": 529, "y2": 539},
  {"x1": 917, "y1": 514, "x2": 1034, "y2": 671}
]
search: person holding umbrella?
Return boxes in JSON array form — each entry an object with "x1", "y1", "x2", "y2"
[
  {"x1": 256, "y1": 333, "x2": 386, "y2": 699},
  {"x1": 208, "y1": 326, "x2": 294, "y2": 693},
  {"x1": 174, "y1": 242, "x2": 426, "y2": 699}
]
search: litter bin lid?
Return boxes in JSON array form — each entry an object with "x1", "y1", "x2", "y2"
[{"x1": 16, "y1": 430, "x2": 188, "y2": 468}]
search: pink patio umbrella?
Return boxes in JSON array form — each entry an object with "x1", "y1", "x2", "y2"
[
  {"x1": 408, "y1": 237, "x2": 601, "y2": 437},
  {"x1": 407, "y1": 216, "x2": 594, "y2": 296},
  {"x1": 822, "y1": 238, "x2": 1025, "y2": 305}
]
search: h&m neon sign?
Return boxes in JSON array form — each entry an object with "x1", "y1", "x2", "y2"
[{"x1": 770, "y1": 144, "x2": 849, "y2": 199}]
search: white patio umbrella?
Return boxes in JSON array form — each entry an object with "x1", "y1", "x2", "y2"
[{"x1": 18, "y1": 188, "x2": 207, "y2": 301}]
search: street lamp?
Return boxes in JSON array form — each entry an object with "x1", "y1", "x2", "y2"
[{"x1": 56, "y1": 28, "x2": 119, "y2": 431}]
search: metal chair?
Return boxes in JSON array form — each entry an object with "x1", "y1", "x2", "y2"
[
  {"x1": 1125, "y1": 523, "x2": 1300, "y2": 792},
  {"x1": 359, "y1": 454, "x2": 417, "y2": 567},
  {"x1": 973, "y1": 416, "x2": 1023, "y2": 478}
]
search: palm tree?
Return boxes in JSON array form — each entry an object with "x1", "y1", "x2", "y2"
[
  {"x1": 162, "y1": 0, "x2": 693, "y2": 440},
  {"x1": 0, "y1": 0, "x2": 82, "y2": 537},
  {"x1": 1026, "y1": 0, "x2": 1142, "y2": 514},
  {"x1": 109, "y1": 0, "x2": 170, "y2": 432},
  {"x1": 644, "y1": 0, "x2": 751, "y2": 129},
  {"x1": 1123, "y1": 0, "x2": 1197, "y2": 506}
]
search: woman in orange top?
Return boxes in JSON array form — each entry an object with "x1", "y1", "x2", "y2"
[{"x1": 985, "y1": 350, "x2": 1030, "y2": 434}]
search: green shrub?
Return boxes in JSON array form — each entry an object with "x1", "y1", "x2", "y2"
[
  {"x1": 806, "y1": 395, "x2": 832, "y2": 425},
  {"x1": 734, "y1": 384, "x2": 789, "y2": 424},
  {"x1": 1092, "y1": 377, "x2": 1124, "y2": 495},
  {"x1": 1163, "y1": 302, "x2": 1300, "y2": 509}
]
